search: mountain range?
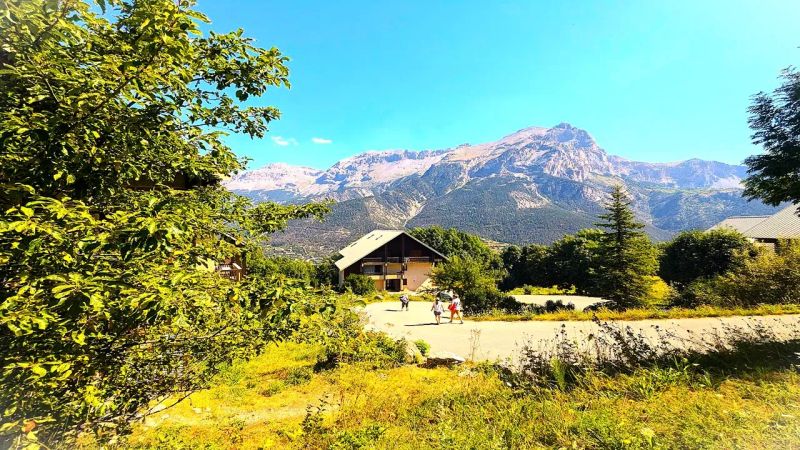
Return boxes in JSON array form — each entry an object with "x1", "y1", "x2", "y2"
[{"x1": 226, "y1": 123, "x2": 778, "y2": 257}]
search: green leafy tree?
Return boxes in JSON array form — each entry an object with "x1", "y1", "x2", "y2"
[
  {"x1": 743, "y1": 67, "x2": 800, "y2": 210},
  {"x1": 659, "y1": 229, "x2": 756, "y2": 286},
  {"x1": 409, "y1": 226, "x2": 501, "y2": 268},
  {"x1": 0, "y1": 0, "x2": 329, "y2": 447},
  {"x1": 547, "y1": 229, "x2": 605, "y2": 294},
  {"x1": 248, "y1": 253, "x2": 317, "y2": 285},
  {"x1": 500, "y1": 244, "x2": 550, "y2": 289},
  {"x1": 314, "y1": 255, "x2": 342, "y2": 288},
  {"x1": 594, "y1": 186, "x2": 657, "y2": 308},
  {"x1": 429, "y1": 256, "x2": 509, "y2": 311}
]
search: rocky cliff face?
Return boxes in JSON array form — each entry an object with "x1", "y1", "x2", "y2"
[{"x1": 225, "y1": 123, "x2": 777, "y2": 257}]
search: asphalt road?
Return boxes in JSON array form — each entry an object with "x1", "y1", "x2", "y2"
[{"x1": 362, "y1": 301, "x2": 800, "y2": 364}]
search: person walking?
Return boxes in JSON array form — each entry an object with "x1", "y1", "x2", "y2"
[
  {"x1": 449, "y1": 294, "x2": 464, "y2": 324},
  {"x1": 431, "y1": 297, "x2": 443, "y2": 325},
  {"x1": 400, "y1": 293, "x2": 410, "y2": 311}
]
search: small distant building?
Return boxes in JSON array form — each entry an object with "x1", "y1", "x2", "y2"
[
  {"x1": 708, "y1": 204, "x2": 800, "y2": 250},
  {"x1": 216, "y1": 257, "x2": 244, "y2": 281},
  {"x1": 335, "y1": 230, "x2": 447, "y2": 292},
  {"x1": 215, "y1": 232, "x2": 246, "y2": 281}
]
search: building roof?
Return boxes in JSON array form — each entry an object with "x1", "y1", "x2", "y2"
[
  {"x1": 742, "y1": 204, "x2": 800, "y2": 239},
  {"x1": 708, "y1": 216, "x2": 770, "y2": 235},
  {"x1": 335, "y1": 229, "x2": 447, "y2": 271},
  {"x1": 708, "y1": 204, "x2": 800, "y2": 239}
]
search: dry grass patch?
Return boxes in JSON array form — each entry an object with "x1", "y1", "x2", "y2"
[
  {"x1": 119, "y1": 336, "x2": 800, "y2": 449},
  {"x1": 472, "y1": 303, "x2": 800, "y2": 322}
]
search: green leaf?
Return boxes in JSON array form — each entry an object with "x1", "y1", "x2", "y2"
[{"x1": 72, "y1": 332, "x2": 86, "y2": 346}]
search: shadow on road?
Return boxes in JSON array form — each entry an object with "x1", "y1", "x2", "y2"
[{"x1": 405, "y1": 323, "x2": 436, "y2": 327}]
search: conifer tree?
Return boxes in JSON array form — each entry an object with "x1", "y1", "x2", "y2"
[{"x1": 594, "y1": 185, "x2": 657, "y2": 308}]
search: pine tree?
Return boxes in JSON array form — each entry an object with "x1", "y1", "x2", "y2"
[{"x1": 595, "y1": 185, "x2": 657, "y2": 308}]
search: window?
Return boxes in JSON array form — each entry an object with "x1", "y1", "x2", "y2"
[{"x1": 363, "y1": 265, "x2": 382, "y2": 275}]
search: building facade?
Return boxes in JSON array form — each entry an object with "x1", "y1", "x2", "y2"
[{"x1": 335, "y1": 230, "x2": 447, "y2": 292}]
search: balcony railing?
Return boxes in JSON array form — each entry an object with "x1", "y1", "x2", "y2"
[
  {"x1": 362, "y1": 256, "x2": 432, "y2": 264},
  {"x1": 362, "y1": 257, "x2": 401, "y2": 263},
  {"x1": 405, "y1": 256, "x2": 432, "y2": 263}
]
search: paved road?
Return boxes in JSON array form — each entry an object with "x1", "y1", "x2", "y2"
[{"x1": 362, "y1": 302, "x2": 800, "y2": 364}]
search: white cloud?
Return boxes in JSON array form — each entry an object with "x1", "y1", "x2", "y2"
[
  {"x1": 311, "y1": 137, "x2": 333, "y2": 145},
  {"x1": 271, "y1": 136, "x2": 298, "y2": 146}
]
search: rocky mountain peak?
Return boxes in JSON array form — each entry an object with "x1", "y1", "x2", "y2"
[{"x1": 543, "y1": 122, "x2": 597, "y2": 148}]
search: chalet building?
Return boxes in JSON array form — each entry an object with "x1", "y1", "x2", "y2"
[
  {"x1": 335, "y1": 230, "x2": 448, "y2": 292},
  {"x1": 708, "y1": 204, "x2": 800, "y2": 250}
]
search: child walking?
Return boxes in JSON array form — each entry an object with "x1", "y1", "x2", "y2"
[
  {"x1": 431, "y1": 297, "x2": 443, "y2": 325},
  {"x1": 400, "y1": 294, "x2": 410, "y2": 311}
]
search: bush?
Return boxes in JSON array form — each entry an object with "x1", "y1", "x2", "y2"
[
  {"x1": 462, "y1": 286, "x2": 521, "y2": 313},
  {"x1": 429, "y1": 255, "x2": 510, "y2": 312},
  {"x1": 543, "y1": 300, "x2": 575, "y2": 313},
  {"x1": 315, "y1": 331, "x2": 407, "y2": 370},
  {"x1": 414, "y1": 339, "x2": 431, "y2": 357},
  {"x1": 506, "y1": 285, "x2": 576, "y2": 295},
  {"x1": 285, "y1": 367, "x2": 313, "y2": 386},
  {"x1": 290, "y1": 295, "x2": 407, "y2": 370},
  {"x1": 672, "y1": 243, "x2": 800, "y2": 307},
  {"x1": 343, "y1": 274, "x2": 376, "y2": 296},
  {"x1": 659, "y1": 229, "x2": 756, "y2": 286}
]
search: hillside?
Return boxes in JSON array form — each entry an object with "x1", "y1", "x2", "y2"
[{"x1": 227, "y1": 123, "x2": 778, "y2": 257}]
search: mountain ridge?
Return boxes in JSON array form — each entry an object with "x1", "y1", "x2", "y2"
[{"x1": 225, "y1": 123, "x2": 776, "y2": 258}]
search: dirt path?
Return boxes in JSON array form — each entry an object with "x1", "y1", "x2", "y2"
[{"x1": 362, "y1": 302, "x2": 800, "y2": 364}]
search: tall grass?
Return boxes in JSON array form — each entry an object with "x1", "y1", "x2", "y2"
[
  {"x1": 471, "y1": 303, "x2": 800, "y2": 322},
  {"x1": 124, "y1": 318, "x2": 800, "y2": 449}
]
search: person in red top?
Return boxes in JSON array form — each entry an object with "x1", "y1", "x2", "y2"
[{"x1": 448, "y1": 294, "x2": 464, "y2": 324}]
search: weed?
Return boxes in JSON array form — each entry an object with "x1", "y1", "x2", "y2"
[
  {"x1": 285, "y1": 367, "x2": 313, "y2": 386},
  {"x1": 413, "y1": 339, "x2": 430, "y2": 357},
  {"x1": 258, "y1": 381, "x2": 285, "y2": 397}
]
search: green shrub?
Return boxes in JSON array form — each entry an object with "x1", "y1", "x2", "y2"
[
  {"x1": 291, "y1": 296, "x2": 407, "y2": 370},
  {"x1": 316, "y1": 331, "x2": 407, "y2": 370},
  {"x1": 285, "y1": 367, "x2": 313, "y2": 386},
  {"x1": 673, "y1": 243, "x2": 800, "y2": 307},
  {"x1": 462, "y1": 285, "x2": 520, "y2": 313},
  {"x1": 343, "y1": 274, "x2": 376, "y2": 295},
  {"x1": 258, "y1": 381, "x2": 285, "y2": 397},
  {"x1": 506, "y1": 285, "x2": 576, "y2": 295},
  {"x1": 543, "y1": 300, "x2": 574, "y2": 313},
  {"x1": 414, "y1": 339, "x2": 431, "y2": 356},
  {"x1": 659, "y1": 229, "x2": 756, "y2": 286}
]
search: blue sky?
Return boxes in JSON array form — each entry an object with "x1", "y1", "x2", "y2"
[{"x1": 197, "y1": 0, "x2": 800, "y2": 170}]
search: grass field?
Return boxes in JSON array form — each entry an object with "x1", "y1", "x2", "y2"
[
  {"x1": 471, "y1": 303, "x2": 800, "y2": 322},
  {"x1": 121, "y1": 339, "x2": 800, "y2": 449}
]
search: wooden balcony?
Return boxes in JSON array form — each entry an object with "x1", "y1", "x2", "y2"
[{"x1": 365, "y1": 273, "x2": 403, "y2": 280}]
